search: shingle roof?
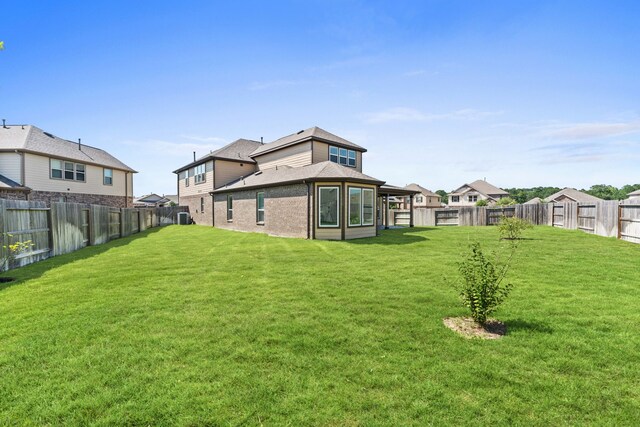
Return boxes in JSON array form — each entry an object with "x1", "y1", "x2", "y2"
[
  {"x1": 173, "y1": 138, "x2": 261, "y2": 173},
  {"x1": 546, "y1": 188, "x2": 604, "y2": 203},
  {"x1": 212, "y1": 161, "x2": 384, "y2": 193},
  {"x1": 403, "y1": 183, "x2": 439, "y2": 197},
  {"x1": 250, "y1": 126, "x2": 366, "y2": 157},
  {"x1": 450, "y1": 179, "x2": 509, "y2": 197},
  {"x1": 628, "y1": 189, "x2": 640, "y2": 196},
  {"x1": 0, "y1": 125, "x2": 136, "y2": 172}
]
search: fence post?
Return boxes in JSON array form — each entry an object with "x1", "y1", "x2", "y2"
[{"x1": 617, "y1": 204, "x2": 622, "y2": 240}]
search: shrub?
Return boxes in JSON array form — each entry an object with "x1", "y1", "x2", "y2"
[
  {"x1": 475, "y1": 199, "x2": 489, "y2": 207},
  {"x1": 496, "y1": 197, "x2": 517, "y2": 206},
  {"x1": 497, "y1": 216, "x2": 532, "y2": 240},
  {"x1": 1, "y1": 233, "x2": 33, "y2": 271},
  {"x1": 451, "y1": 241, "x2": 513, "y2": 325}
]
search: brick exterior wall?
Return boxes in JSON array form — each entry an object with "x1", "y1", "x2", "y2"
[
  {"x1": 214, "y1": 184, "x2": 310, "y2": 238},
  {"x1": 0, "y1": 189, "x2": 29, "y2": 201},
  {"x1": 22, "y1": 190, "x2": 132, "y2": 208},
  {"x1": 181, "y1": 194, "x2": 213, "y2": 226}
]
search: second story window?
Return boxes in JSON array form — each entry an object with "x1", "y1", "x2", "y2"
[
  {"x1": 194, "y1": 164, "x2": 206, "y2": 184},
  {"x1": 451, "y1": 196, "x2": 460, "y2": 203},
  {"x1": 329, "y1": 146, "x2": 356, "y2": 168},
  {"x1": 51, "y1": 159, "x2": 85, "y2": 182},
  {"x1": 103, "y1": 168, "x2": 113, "y2": 185}
]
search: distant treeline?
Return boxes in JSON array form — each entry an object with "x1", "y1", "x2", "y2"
[{"x1": 435, "y1": 184, "x2": 640, "y2": 204}]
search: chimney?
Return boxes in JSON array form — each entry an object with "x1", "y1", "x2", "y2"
[
  {"x1": 193, "y1": 151, "x2": 196, "y2": 162},
  {"x1": 78, "y1": 138, "x2": 82, "y2": 150}
]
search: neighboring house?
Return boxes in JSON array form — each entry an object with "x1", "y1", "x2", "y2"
[
  {"x1": 134, "y1": 193, "x2": 172, "y2": 207},
  {"x1": 448, "y1": 179, "x2": 509, "y2": 207},
  {"x1": 0, "y1": 123, "x2": 136, "y2": 207},
  {"x1": 627, "y1": 189, "x2": 640, "y2": 201},
  {"x1": 174, "y1": 126, "x2": 415, "y2": 239},
  {"x1": 546, "y1": 188, "x2": 604, "y2": 203},
  {"x1": 398, "y1": 183, "x2": 441, "y2": 208}
]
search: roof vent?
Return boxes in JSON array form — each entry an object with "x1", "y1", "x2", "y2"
[
  {"x1": 2, "y1": 119, "x2": 6, "y2": 129},
  {"x1": 297, "y1": 129, "x2": 304, "y2": 134},
  {"x1": 43, "y1": 132, "x2": 55, "y2": 138},
  {"x1": 254, "y1": 171, "x2": 263, "y2": 176}
]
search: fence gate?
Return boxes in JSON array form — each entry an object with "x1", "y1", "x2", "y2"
[
  {"x1": 393, "y1": 210, "x2": 411, "y2": 226},
  {"x1": 553, "y1": 204, "x2": 564, "y2": 227},
  {"x1": 435, "y1": 209, "x2": 459, "y2": 226},
  {"x1": 577, "y1": 204, "x2": 596, "y2": 234},
  {"x1": 619, "y1": 204, "x2": 640, "y2": 243}
]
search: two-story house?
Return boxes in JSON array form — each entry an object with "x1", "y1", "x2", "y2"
[
  {"x1": 0, "y1": 124, "x2": 136, "y2": 207},
  {"x1": 399, "y1": 183, "x2": 441, "y2": 208},
  {"x1": 448, "y1": 179, "x2": 509, "y2": 207},
  {"x1": 174, "y1": 126, "x2": 413, "y2": 240}
]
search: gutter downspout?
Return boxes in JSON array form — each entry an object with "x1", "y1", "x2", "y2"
[{"x1": 211, "y1": 192, "x2": 215, "y2": 227}]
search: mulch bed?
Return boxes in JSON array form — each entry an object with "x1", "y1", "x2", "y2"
[{"x1": 443, "y1": 317, "x2": 507, "y2": 339}]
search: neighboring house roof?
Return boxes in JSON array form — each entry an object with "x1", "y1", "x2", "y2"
[
  {"x1": 0, "y1": 173, "x2": 30, "y2": 191},
  {"x1": 450, "y1": 179, "x2": 509, "y2": 196},
  {"x1": 134, "y1": 193, "x2": 170, "y2": 204},
  {"x1": 524, "y1": 197, "x2": 543, "y2": 204},
  {"x1": 0, "y1": 124, "x2": 136, "y2": 172},
  {"x1": 403, "y1": 183, "x2": 440, "y2": 198},
  {"x1": 628, "y1": 189, "x2": 640, "y2": 196},
  {"x1": 250, "y1": 126, "x2": 366, "y2": 158},
  {"x1": 546, "y1": 188, "x2": 604, "y2": 203},
  {"x1": 212, "y1": 161, "x2": 384, "y2": 193},
  {"x1": 173, "y1": 138, "x2": 261, "y2": 173}
]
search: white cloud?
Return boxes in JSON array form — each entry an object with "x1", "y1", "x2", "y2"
[
  {"x1": 179, "y1": 134, "x2": 228, "y2": 143},
  {"x1": 363, "y1": 107, "x2": 503, "y2": 124},
  {"x1": 542, "y1": 119, "x2": 640, "y2": 140}
]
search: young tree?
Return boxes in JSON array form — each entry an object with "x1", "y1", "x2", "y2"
[{"x1": 451, "y1": 241, "x2": 514, "y2": 325}]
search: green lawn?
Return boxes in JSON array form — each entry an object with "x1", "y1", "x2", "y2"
[{"x1": 1, "y1": 225, "x2": 639, "y2": 425}]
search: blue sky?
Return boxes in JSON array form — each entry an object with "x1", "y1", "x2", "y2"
[{"x1": 2, "y1": 1, "x2": 639, "y2": 196}]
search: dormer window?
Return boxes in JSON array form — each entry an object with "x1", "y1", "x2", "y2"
[{"x1": 329, "y1": 146, "x2": 356, "y2": 168}]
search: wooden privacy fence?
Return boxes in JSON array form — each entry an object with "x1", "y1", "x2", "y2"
[
  {"x1": 0, "y1": 199, "x2": 188, "y2": 271},
  {"x1": 390, "y1": 200, "x2": 640, "y2": 244}
]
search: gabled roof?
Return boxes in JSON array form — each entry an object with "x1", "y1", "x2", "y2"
[
  {"x1": 134, "y1": 193, "x2": 169, "y2": 204},
  {"x1": 0, "y1": 125, "x2": 136, "y2": 172},
  {"x1": 403, "y1": 183, "x2": 439, "y2": 197},
  {"x1": 524, "y1": 197, "x2": 543, "y2": 204},
  {"x1": 173, "y1": 138, "x2": 261, "y2": 173},
  {"x1": 628, "y1": 189, "x2": 640, "y2": 196},
  {"x1": 250, "y1": 126, "x2": 366, "y2": 157},
  {"x1": 450, "y1": 179, "x2": 509, "y2": 197},
  {"x1": 212, "y1": 161, "x2": 384, "y2": 193},
  {"x1": 546, "y1": 188, "x2": 604, "y2": 203}
]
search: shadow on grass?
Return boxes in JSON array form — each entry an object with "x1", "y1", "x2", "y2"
[
  {"x1": 0, "y1": 226, "x2": 167, "y2": 292},
  {"x1": 348, "y1": 227, "x2": 437, "y2": 245},
  {"x1": 506, "y1": 319, "x2": 553, "y2": 334}
]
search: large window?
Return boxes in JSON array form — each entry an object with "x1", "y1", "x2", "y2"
[
  {"x1": 103, "y1": 168, "x2": 113, "y2": 185},
  {"x1": 329, "y1": 146, "x2": 356, "y2": 168},
  {"x1": 318, "y1": 186, "x2": 339, "y2": 227},
  {"x1": 194, "y1": 164, "x2": 206, "y2": 184},
  {"x1": 349, "y1": 187, "x2": 374, "y2": 226},
  {"x1": 50, "y1": 159, "x2": 85, "y2": 182},
  {"x1": 468, "y1": 195, "x2": 478, "y2": 202},
  {"x1": 256, "y1": 191, "x2": 265, "y2": 223},
  {"x1": 227, "y1": 195, "x2": 233, "y2": 221},
  {"x1": 451, "y1": 196, "x2": 459, "y2": 203}
]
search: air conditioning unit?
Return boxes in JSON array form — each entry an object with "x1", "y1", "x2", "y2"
[{"x1": 177, "y1": 212, "x2": 190, "y2": 225}]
